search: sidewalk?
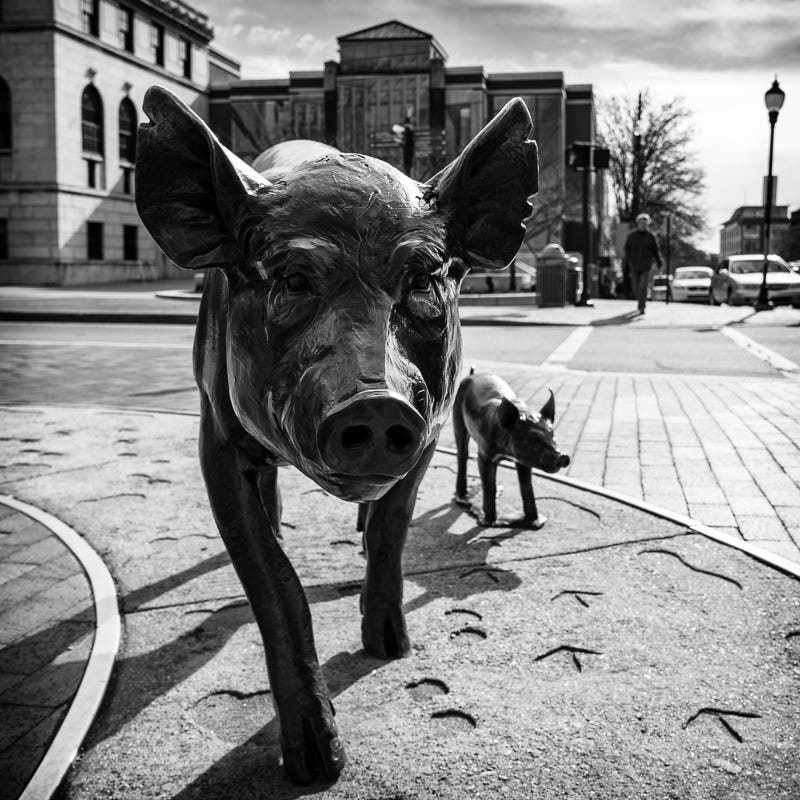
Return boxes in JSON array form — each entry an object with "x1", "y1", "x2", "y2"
[
  {"x1": 2, "y1": 278, "x2": 800, "y2": 328},
  {"x1": 0, "y1": 405, "x2": 798, "y2": 799},
  {"x1": 1, "y1": 280, "x2": 800, "y2": 798}
]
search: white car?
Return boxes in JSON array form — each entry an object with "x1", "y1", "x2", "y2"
[
  {"x1": 709, "y1": 254, "x2": 800, "y2": 307},
  {"x1": 670, "y1": 266, "x2": 713, "y2": 303},
  {"x1": 460, "y1": 260, "x2": 536, "y2": 294}
]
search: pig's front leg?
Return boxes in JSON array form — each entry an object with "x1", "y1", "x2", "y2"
[
  {"x1": 360, "y1": 439, "x2": 437, "y2": 659},
  {"x1": 477, "y1": 452, "x2": 498, "y2": 525},
  {"x1": 199, "y1": 408, "x2": 344, "y2": 784},
  {"x1": 516, "y1": 463, "x2": 546, "y2": 529}
]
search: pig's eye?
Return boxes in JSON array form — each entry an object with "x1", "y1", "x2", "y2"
[
  {"x1": 285, "y1": 273, "x2": 311, "y2": 293},
  {"x1": 407, "y1": 272, "x2": 431, "y2": 291}
]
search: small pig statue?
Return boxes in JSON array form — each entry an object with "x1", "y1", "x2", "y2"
[
  {"x1": 135, "y1": 86, "x2": 538, "y2": 782},
  {"x1": 453, "y1": 370, "x2": 570, "y2": 528}
]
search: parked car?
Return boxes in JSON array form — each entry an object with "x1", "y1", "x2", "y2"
[
  {"x1": 460, "y1": 260, "x2": 536, "y2": 294},
  {"x1": 650, "y1": 273, "x2": 669, "y2": 301},
  {"x1": 709, "y1": 254, "x2": 800, "y2": 307},
  {"x1": 670, "y1": 266, "x2": 713, "y2": 303}
]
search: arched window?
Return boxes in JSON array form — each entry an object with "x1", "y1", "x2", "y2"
[
  {"x1": 81, "y1": 84, "x2": 104, "y2": 156},
  {"x1": 118, "y1": 97, "x2": 136, "y2": 163},
  {"x1": 82, "y1": 84, "x2": 104, "y2": 188},
  {"x1": 0, "y1": 77, "x2": 11, "y2": 151}
]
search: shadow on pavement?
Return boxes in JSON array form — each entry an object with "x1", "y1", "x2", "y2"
[{"x1": 589, "y1": 309, "x2": 641, "y2": 326}]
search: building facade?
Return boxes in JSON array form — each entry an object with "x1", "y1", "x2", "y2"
[
  {"x1": 719, "y1": 205, "x2": 790, "y2": 259},
  {"x1": 0, "y1": 0, "x2": 239, "y2": 285},
  {"x1": 209, "y1": 21, "x2": 607, "y2": 264}
]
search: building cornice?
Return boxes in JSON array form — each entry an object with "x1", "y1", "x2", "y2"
[{"x1": 0, "y1": 22, "x2": 210, "y2": 92}]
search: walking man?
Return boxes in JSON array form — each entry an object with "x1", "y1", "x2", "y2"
[{"x1": 623, "y1": 213, "x2": 662, "y2": 314}]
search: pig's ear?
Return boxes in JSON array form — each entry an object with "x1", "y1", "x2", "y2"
[
  {"x1": 135, "y1": 86, "x2": 269, "y2": 272},
  {"x1": 498, "y1": 397, "x2": 521, "y2": 430},
  {"x1": 540, "y1": 390, "x2": 555, "y2": 424},
  {"x1": 424, "y1": 98, "x2": 538, "y2": 271}
]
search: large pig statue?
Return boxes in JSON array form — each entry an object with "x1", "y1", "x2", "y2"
[{"x1": 135, "y1": 85, "x2": 538, "y2": 783}]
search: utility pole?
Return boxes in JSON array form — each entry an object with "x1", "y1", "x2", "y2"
[{"x1": 631, "y1": 92, "x2": 643, "y2": 221}]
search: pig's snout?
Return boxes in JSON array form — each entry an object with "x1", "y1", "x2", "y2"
[
  {"x1": 556, "y1": 453, "x2": 570, "y2": 470},
  {"x1": 317, "y1": 390, "x2": 427, "y2": 479}
]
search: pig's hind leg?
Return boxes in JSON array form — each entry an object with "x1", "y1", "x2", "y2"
[
  {"x1": 476, "y1": 452, "x2": 500, "y2": 526},
  {"x1": 360, "y1": 439, "x2": 437, "y2": 659},
  {"x1": 199, "y1": 407, "x2": 345, "y2": 783},
  {"x1": 515, "y1": 463, "x2": 546, "y2": 529}
]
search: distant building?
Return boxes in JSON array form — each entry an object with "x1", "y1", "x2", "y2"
[
  {"x1": 719, "y1": 205, "x2": 790, "y2": 258},
  {"x1": 209, "y1": 20, "x2": 609, "y2": 266},
  {"x1": 0, "y1": 0, "x2": 239, "y2": 285},
  {"x1": 1, "y1": 13, "x2": 608, "y2": 285}
]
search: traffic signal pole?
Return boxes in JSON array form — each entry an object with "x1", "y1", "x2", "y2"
[{"x1": 567, "y1": 141, "x2": 610, "y2": 307}]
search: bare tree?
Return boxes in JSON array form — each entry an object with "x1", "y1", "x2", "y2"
[{"x1": 598, "y1": 89, "x2": 707, "y2": 244}]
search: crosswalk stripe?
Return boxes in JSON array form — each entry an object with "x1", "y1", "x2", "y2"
[
  {"x1": 720, "y1": 326, "x2": 798, "y2": 372},
  {"x1": 541, "y1": 326, "x2": 593, "y2": 368}
]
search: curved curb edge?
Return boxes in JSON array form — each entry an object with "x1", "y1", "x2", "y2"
[
  {"x1": 436, "y1": 445, "x2": 800, "y2": 582},
  {"x1": 0, "y1": 495, "x2": 121, "y2": 800}
]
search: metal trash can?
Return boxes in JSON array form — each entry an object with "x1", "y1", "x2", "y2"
[{"x1": 536, "y1": 244, "x2": 568, "y2": 307}]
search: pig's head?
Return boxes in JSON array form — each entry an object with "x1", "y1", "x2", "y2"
[
  {"x1": 499, "y1": 391, "x2": 571, "y2": 474},
  {"x1": 136, "y1": 86, "x2": 538, "y2": 501}
]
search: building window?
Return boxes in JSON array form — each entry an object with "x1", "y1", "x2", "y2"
[
  {"x1": 118, "y1": 5, "x2": 134, "y2": 53},
  {"x1": 0, "y1": 219, "x2": 8, "y2": 259},
  {"x1": 82, "y1": 84, "x2": 105, "y2": 189},
  {"x1": 81, "y1": 0, "x2": 100, "y2": 37},
  {"x1": 81, "y1": 84, "x2": 104, "y2": 155},
  {"x1": 179, "y1": 38, "x2": 192, "y2": 79},
  {"x1": 118, "y1": 97, "x2": 136, "y2": 163},
  {"x1": 122, "y1": 167, "x2": 134, "y2": 194},
  {"x1": 87, "y1": 221, "x2": 103, "y2": 260},
  {"x1": 151, "y1": 22, "x2": 165, "y2": 66},
  {"x1": 123, "y1": 225, "x2": 138, "y2": 260},
  {"x1": 0, "y1": 77, "x2": 11, "y2": 151}
]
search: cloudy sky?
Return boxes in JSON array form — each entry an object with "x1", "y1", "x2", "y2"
[{"x1": 192, "y1": 0, "x2": 800, "y2": 253}]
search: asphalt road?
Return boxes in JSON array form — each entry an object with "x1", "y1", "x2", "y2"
[{"x1": 0, "y1": 320, "x2": 795, "y2": 410}]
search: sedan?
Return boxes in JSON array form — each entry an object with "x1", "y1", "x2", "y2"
[
  {"x1": 460, "y1": 260, "x2": 536, "y2": 294},
  {"x1": 709, "y1": 254, "x2": 800, "y2": 307},
  {"x1": 670, "y1": 266, "x2": 713, "y2": 303}
]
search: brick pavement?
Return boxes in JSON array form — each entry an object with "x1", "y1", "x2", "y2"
[
  {"x1": 0, "y1": 504, "x2": 94, "y2": 800},
  {"x1": 438, "y1": 364, "x2": 800, "y2": 565}
]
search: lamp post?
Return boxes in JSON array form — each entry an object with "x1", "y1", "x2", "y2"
[{"x1": 754, "y1": 77, "x2": 786, "y2": 312}]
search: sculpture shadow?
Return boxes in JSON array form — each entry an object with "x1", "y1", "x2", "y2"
[
  {"x1": 403, "y1": 498, "x2": 525, "y2": 615},
  {"x1": 69, "y1": 495, "x2": 527, "y2": 796}
]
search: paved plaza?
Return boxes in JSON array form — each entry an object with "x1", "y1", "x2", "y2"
[{"x1": 1, "y1": 282, "x2": 798, "y2": 798}]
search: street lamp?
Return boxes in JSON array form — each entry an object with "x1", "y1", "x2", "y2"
[{"x1": 754, "y1": 77, "x2": 786, "y2": 311}]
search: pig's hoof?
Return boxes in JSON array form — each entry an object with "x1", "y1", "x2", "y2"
[
  {"x1": 362, "y1": 609, "x2": 411, "y2": 659},
  {"x1": 281, "y1": 722, "x2": 346, "y2": 784},
  {"x1": 454, "y1": 494, "x2": 472, "y2": 508},
  {"x1": 529, "y1": 515, "x2": 547, "y2": 530}
]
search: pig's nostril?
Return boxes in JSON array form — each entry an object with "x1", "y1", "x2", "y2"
[
  {"x1": 385, "y1": 424, "x2": 413, "y2": 454},
  {"x1": 341, "y1": 425, "x2": 372, "y2": 451},
  {"x1": 558, "y1": 454, "x2": 571, "y2": 469}
]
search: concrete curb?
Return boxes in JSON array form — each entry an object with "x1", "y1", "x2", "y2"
[
  {"x1": 437, "y1": 445, "x2": 800, "y2": 582},
  {"x1": 0, "y1": 495, "x2": 121, "y2": 800}
]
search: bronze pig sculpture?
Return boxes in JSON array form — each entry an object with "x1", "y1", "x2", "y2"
[
  {"x1": 135, "y1": 85, "x2": 538, "y2": 783},
  {"x1": 454, "y1": 370, "x2": 570, "y2": 528}
]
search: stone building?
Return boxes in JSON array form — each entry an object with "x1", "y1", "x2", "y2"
[
  {"x1": 719, "y1": 205, "x2": 790, "y2": 259},
  {"x1": 0, "y1": 0, "x2": 239, "y2": 285},
  {"x1": 1, "y1": 12, "x2": 606, "y2": 285},
  {"x1": 209, "y1": 20, "x2": 608, "y2": 265}
]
